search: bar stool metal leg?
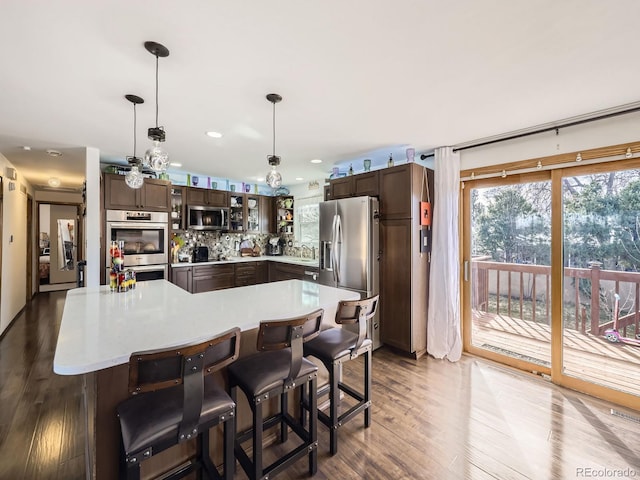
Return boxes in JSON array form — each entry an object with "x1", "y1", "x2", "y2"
[
  {"x1": 252, "y1": 400, "x2": 263, "y2": 480},
  {"x1": 329, "y1": 361, "x2": 340, "y2": 455},
  {"x1": 364, "y1": 348, "x2": 372, "y2": 428},
  {"x1": 309, "y1": 376, "x2": 318, "y2": 476},
  {"x1": 281, "y1": 390, "x2": 289, "y2": 443}
]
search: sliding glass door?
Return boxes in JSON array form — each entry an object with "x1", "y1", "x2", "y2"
[
  {"x1": 463, "y1": 173, "x2": 552, "y2": 373},
  {"x1": 560, "y1": 166, "x2": 640, "y2": 398},
  {"x1": 463, "y1": 157, "x2": 640, "y2": 409}
]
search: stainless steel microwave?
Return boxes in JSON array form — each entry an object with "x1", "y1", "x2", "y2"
[{"x1": 187, "y1": 205, "x2": 229, "y2": 230}]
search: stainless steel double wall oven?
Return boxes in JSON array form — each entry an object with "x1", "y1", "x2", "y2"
[{"x1": 105, "y1": 210, "x2": 169, "y2": 282}]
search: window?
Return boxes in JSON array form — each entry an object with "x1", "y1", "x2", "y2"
[{"x1": 295, "y1": 195, "x2": 321, "y2": 247}]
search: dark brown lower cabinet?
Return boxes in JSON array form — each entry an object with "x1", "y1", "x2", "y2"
[
  {"x1": 255, "y1": 261, "x2": 268, "y2": 284},
  {"x1": 269, "y1": 262, "x2": 318, "y2": 282},
  {"x1": 235, "y1": 263, "x2": 257, "y2": 287},
  {"x1": 379, "y1": 219, "x2": 429, "y2": 357},
  {"x1": 171, "y1": 260, "x2": 317, "y2": 293},
  {"x1": 171, "y1": 266, "x2": 192, "y2": 292},
  {"x1": 192, "y1": 264, "x2": 235, "y2": 293}
]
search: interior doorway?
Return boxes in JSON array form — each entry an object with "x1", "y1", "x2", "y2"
[
  {"x1": 38, "y1": 202, "x2": 81, "y2": 292},
  {"x1": 26, "y1": 195, "x2": 33, "y2": 301}
]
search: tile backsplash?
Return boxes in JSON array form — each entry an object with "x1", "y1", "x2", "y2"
[
  {"x1": 172, "y1": 230, "x2": 314, "y2": 262},
  {"x1": 173, "y1": 230, "x2": 271, "y2": 262}
]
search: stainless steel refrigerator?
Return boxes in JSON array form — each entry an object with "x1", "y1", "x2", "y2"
[{"x1": 319, "y1": 196, "x2": 381, "y2": 349}]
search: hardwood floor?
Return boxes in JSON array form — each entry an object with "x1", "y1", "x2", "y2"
[
  {"x1": 1, "y1": 291, "x2": 639, "y2": 479},
  {"x1": 0, "y1": 291, "x2": 85, "y2": 480}
]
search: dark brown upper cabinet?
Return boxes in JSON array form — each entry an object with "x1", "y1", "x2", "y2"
[
  {"x1": 329, "y1": 171, "x2": 379, "y2": 200},
  {"x1": 104, "y1": 173, "x2": 171, "y2": 211},
  {"x1": 379, "y1": 164, "x2": 429, "y2": 220},
  {"x1": 185, "y1": 187, "x2": 228, "y2": 207}
]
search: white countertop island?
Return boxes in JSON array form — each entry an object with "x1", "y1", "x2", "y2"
[
  {"x1": 54, "y1": 279, "x2": 359, "y2": 480},
  {"x1": 54, "y1": 279, "x2": 357, "y2": 375}
]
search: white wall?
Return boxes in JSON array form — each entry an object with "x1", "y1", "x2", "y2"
[
  {"x1": 288, "y1": 181, "x2": 324, "y2": 201},
  {"x1": 85, "y1": 147, "x2": 100, "y2": 287},
  {"x1": 0, "y1": 153, "x2": 34, "y2": 335},
  {"x1": 459, "y1": 110, "x2": 640, "y2": 170}
]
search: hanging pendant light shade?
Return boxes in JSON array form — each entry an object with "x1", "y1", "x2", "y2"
[
  {"x1": 124, "y1": 94, "x2": 145, "y2": 189},
  {"x1": 143, "y1": 41, "x2": 170, "y2": 172},
  {"x1": 126, "y1": 163, "x2": 144, "y2": 189},
  {"x1": 266, "y1": 93, "x2": 283, "y2": 189}
]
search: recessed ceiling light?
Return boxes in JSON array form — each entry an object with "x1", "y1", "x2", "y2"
[
  {"x1": 46, "y1": 149, "x2": 63, "y2": 157},
  {"x1": 310, "y1": 159, "x2": 322, "y2": 164},
  {"x1": 169, "y1": 162, "x2": 182, "y2": 167},
  {"x1": 256, "y1": 177, "x2": 265, "y2": 182},
  {"x1": 205, "y1": 131, "x2": 223, "y2": 138},
  {"x1": 48, "y1": 177, "x2": 61, "y2": 187},
  {"x1": 295, "y1": 177, "x2": 303, "y2": 181},
  {"x1": 22, "y1": 146, "x2": 31, "y2": 151}
]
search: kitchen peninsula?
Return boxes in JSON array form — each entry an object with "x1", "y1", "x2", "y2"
[{"x1": 54, "y1": 279, "x2": 358, "y2": 479}]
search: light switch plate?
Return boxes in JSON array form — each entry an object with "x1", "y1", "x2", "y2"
[{"x1": 420, "y1": 228, "x2": 431, "y2": 253}]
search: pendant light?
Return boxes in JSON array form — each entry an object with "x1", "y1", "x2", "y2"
[
  {"x1": 265, "y1": 93, "x2": 283, "y2": 189},
  {"x1": 125, "y1": 94, "x2": 145, "y2": 189},
  {"x1": 143, "y1": 41, "x2": 170, "y2": 172}
]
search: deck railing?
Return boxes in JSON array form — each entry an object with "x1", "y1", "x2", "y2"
[{"x1": 472, "y1": 260, "x2": 640, "y2": 337}]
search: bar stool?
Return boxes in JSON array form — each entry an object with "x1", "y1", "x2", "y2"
[
  {"x1": 228, "y1": 309, "x2": 323, "y2": 480},
  {"x1": 303, "y1": 295, "x2": 379, "y2": 455},
  {"x1": 116, "y1": 327, "x2": 241, "y2": 480}
]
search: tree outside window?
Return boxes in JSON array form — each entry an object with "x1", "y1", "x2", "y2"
[{"x1": 295, "y1": 196, "x2": 321, "y2": 247}]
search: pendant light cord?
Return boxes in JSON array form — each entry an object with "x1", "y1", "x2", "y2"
[
  {"x1": 133, "y1": 102, "x2": 137, "y2": 158},
  {"x1": 272, "y1": 100, "x2": 276, "y2": 158},
  {"x1": 155, "y1": 55, "x2": 159, "y2": 128}
]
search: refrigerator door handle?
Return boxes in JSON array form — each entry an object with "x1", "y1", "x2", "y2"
[
  {"x1": 330, "y1": 215, "x2": 337, "y2": 283},
  {"x1": 333, "y1": 214, "x2": 342, "y2": 284},
  {"x1": 330, "y1": 214, "x2": 337, "y2": 283}
]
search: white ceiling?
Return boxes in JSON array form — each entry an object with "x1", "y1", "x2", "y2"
[{"x1": 1, "y1": 0, "x2": 640, "y2": 191}]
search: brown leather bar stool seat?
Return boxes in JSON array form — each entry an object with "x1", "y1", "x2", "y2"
[
  {"x1": 228, "y1": 309, "x2": 323, "y2": 480},
  {"x1": 117, "y1": 328, "x2": 241, "y2": 480},
  {"x1": 303, "y1": 295, "x2": 379, "y2": 455}
]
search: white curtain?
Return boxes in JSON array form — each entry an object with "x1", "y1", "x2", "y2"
[{"x1": 427, "y1": 146, "x2": 462, "y2": 361}]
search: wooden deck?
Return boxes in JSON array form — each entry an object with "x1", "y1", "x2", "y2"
[{"x1": 473, "y1": 310, "x2": 640, "y2": 397}]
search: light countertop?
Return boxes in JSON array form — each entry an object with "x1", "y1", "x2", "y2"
[
  {"x1": 53, "y1": 279, "x2": 357, "y2": 375},
  {"x1": 171, "y1": 255, "x2": 319, "y2": 268}
]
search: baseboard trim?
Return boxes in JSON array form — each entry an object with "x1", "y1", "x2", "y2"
[{"x1": 0, "y1": 305, "x2": 27, "y2": 341}]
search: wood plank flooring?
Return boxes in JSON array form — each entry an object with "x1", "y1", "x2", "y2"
[
  {"x1": 0, "y1": 291, "x2": 85, "y2": 480},
  {"x1": 1, "y1": 291, "x2": 639, "y2": 479}
]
